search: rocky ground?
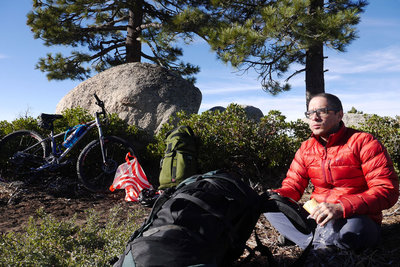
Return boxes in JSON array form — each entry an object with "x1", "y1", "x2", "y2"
[{"x1": 1, "y1": 177, "x2": 400, "y2": 266}]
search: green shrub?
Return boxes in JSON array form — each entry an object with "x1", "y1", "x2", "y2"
[
  {"x1": 356, "y1": 114, "x2": 400, "y2": 173},
  {"x1": 0, "y1": 107, "x2": 149, "y2": 142},
  {"x1": 0, "y1": 117, "x2": 42, "y2": 137},
  {"x1": 149, "y1": 105, "x2": 309, "y2": 189},
  {"x1": 0, "y1": 120, "x2": 10, "y2": 138},
  {"x1": 2, "y1": 106, "x2": 398, "y2": 187},
  {"x1": 149, "y1": 108, "x2": 400, "y2": 189},
  {"x1": 0, "y1": 206, "x2": 146, "y2": 266}
]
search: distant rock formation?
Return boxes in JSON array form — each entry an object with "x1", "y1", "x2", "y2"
[
  {"x1": 206, "y1": 105, "x2": 264, "y2": 122},
  {"x1": 342, "y1": 113, "x2": 368, "y2": 128},
  {"x1": 56, "y1": 62, "x2": 202, "y2": 134}
]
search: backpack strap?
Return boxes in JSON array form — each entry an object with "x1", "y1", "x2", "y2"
[
  {"x1": 203, "y1": 175, "x2": 248, "y2": 196},
  {"x1": 170, "y1": 173, "x2": 255, "y2": 244},
  {"x1": 174, "y1": 192, "x2": 225, "y2": 220},
  {"x1": 260, "y1": 192, "x2": 316, "y2": 234},
  {"x1": 252, "y1": 229, "x2": 313, "y2": 267},
  {"x1": 258, "y1": 192, "x2": 316, "y2": 266},
  {"x1": 127, "y1": 187, "x2": 176, "y2": 243},
  {"x1": 172, "y1": 190, "x2": 238, "y2": 244},
  {"x1": 252, "y1": 230, "x2": 278, "y2": 266},
  {"x1": 171, "y1": 151, "x2": 177, "y2": 182}
]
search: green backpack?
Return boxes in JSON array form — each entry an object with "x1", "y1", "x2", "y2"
[{"x1": 158, "y1": 125, "x2": 199, "y2": 189}]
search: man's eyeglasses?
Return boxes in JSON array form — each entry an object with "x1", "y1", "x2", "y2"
[{"x1": 305, "y1": 107, "x2": 339, "y2": 119}]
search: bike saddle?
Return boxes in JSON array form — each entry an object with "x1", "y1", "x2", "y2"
[{"x1": 39, "y1": 113, "x2": 63, "y2": 130}]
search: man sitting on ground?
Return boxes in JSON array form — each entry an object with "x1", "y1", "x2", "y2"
[{"x1": 266, "y1": 93, "x2": 399, "y2": 251}]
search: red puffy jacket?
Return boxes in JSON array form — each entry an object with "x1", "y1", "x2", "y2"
[{"x1": 275, "y1": 123, "x2": 399, "y2": 224}]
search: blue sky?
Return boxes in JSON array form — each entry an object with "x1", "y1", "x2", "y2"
[{"x1": 1, "y1": 0, "x2": 399, "y2": 122}]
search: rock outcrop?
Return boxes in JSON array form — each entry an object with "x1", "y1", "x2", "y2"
[
  {"x1": 206, "y1": 105, "x2": 264, "y2": 122},
  {"x1": 342, "y1": 113, "x2": 367, "y2": 128},
  {"x1": 56, "y1": 63, "x2": 202, "y2": 134}
]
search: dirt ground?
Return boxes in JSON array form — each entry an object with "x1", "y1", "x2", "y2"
[
  {"x1": 0, "y1": 178, "x2": 140, "y2": 233},
  {"x1": 1, "y1": 177, "x2": 400, "y2": 266}
]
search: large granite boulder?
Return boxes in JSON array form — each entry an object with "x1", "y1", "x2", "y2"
[{"x1": 56, "y1": 63, "x2": 202, "y2": 134}]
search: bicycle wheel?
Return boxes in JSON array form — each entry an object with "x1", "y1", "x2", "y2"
[
  {"x1": 77, "y1": 136, "x2": 137, "y2": 193},
  {"x1": 0, "y1": 130, "x2": 47, "y2": 182}
]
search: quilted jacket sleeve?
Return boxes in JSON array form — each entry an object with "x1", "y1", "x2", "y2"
[
  {"x1": 338, "y1": 133, "x2": 399, "y2": 219},
  {"x1": 274, "y1": 143, "x2": 310, "y2": 201}
]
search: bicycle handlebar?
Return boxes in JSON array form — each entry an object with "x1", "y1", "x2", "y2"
[{"x1": 93, "y1": 93, "x2": 106, "y2": 116}]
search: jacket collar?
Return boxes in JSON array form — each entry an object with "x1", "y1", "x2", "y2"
[{"x1": 312, "y1": 121, "x2": 346, "y2": 147}]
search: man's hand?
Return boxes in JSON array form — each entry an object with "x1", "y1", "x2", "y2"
[{"x1": 310, "y1": 202, "x2": 343, "y2": 226}]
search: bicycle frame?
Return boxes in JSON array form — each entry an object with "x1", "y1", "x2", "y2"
[
  {"x1": 18, "y1": 110, "x2": 107, "y2": 173},
  {"x1": 0, "y1": 93, "x2": 138, "y2": 193}
]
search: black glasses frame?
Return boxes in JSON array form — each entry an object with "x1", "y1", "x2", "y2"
[{"x1": 305, "y1": 107, "x2": 339, "y2": 118}]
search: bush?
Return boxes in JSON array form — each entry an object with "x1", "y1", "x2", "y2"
[
  {"x1": 356, "y1": 114, "x2": 400, "y2": 173},
  {"x1": 149, "y1": 108, "x2": 400, "y2": 189},
  {"x1": 0, "y1": 117, "x2": 42, "y2": 137},
  {"x1": 0, "y1": 206, "x2": 146, "y2": 266},
  {"x1": 149, "y1": 105, "x2": 309, "y2": 189},
  {"x1": 2, "y1": 106, "x2": 398, "y2": 188}
]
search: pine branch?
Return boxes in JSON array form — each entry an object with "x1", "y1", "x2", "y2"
[
  {"x1": 89, "y1": 42, "x2": 126, "y2": 60},
  {"x1": 285, "y1": 68, "x2": 306, "y2": 82},
  {"x1": 81, "y1": 22, "x2": 162, "y2": 34}
]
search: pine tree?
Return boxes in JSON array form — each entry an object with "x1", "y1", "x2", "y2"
[
  {"x1": 192, "y1": 0, "x2": 367, "y2": 106},
  {"x1": 27, "y1": 0, "x2": 203, "y2": 82}
]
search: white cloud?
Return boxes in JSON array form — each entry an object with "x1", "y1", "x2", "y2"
[
  {"x1": 0, "y1": 54, "x2": 7, "y2": 59},
  {"x1": 325, "y1": 74, "x2": 342, "y2": 81},
  {"x1": 200, "y1": 83, "x2": 260, "y2": 94},
  {"x1": 362, "y1": 17, "x2": 400, "y2": 28},
  {"x1": 335, "y1": 90, "x2": 400, "y2": 118},
  {"x1": 198, "y1": 45, "x2": 400, "y2": 96},
  {"x1": 327, "y1": 46, "x2": 400, "y2": 74},
  {"x1": 199, "y1": 68, "x2": 307, "y2": 95}
]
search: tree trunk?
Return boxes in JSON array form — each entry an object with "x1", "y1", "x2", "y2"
[
  {"x1": 126, "y1": 0, "x2": 143, "y2": 63},
  {"x1": 305, "y1": 0, "x2": 325, "y2": 109},
  {"x1": 305, "y1": 42, "x2": 325, "y2": 108}
]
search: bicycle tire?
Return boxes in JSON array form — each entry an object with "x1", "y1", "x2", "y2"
[
  {"x1": 77, "y1": 136, "x2": 137, "y2": 193},
  {"x1": 0, "y1": 130, "x2": 47, "y2": 182}
]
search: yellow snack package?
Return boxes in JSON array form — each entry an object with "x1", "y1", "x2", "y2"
[{"x1": 303, "y1": 198, "x2": 319, "y2": 214}]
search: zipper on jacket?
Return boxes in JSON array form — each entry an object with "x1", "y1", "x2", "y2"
[
  {"x1": 321, "y1": 147, "x2": 327, "y2": 186},
  {"x1": 327, "y1": 160, "x2": 334, "y2": 186},
  {"x1": 321, "y1": 158, "x2": 327, "y2": 183},
  {"x1": 321, "y1": 147, "x2": 333, "y2": 188},
  {"x1": 324, "y1": 135, "x2": 335, "y2": 187}
]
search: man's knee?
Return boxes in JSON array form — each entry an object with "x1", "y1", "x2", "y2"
[{"x1": 337, "y1": 215, "x2": 380, "y2": 251}]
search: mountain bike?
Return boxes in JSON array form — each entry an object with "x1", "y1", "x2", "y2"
[{"x1": 0, "y1": 94, "x2": 136, "y2": 193}]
